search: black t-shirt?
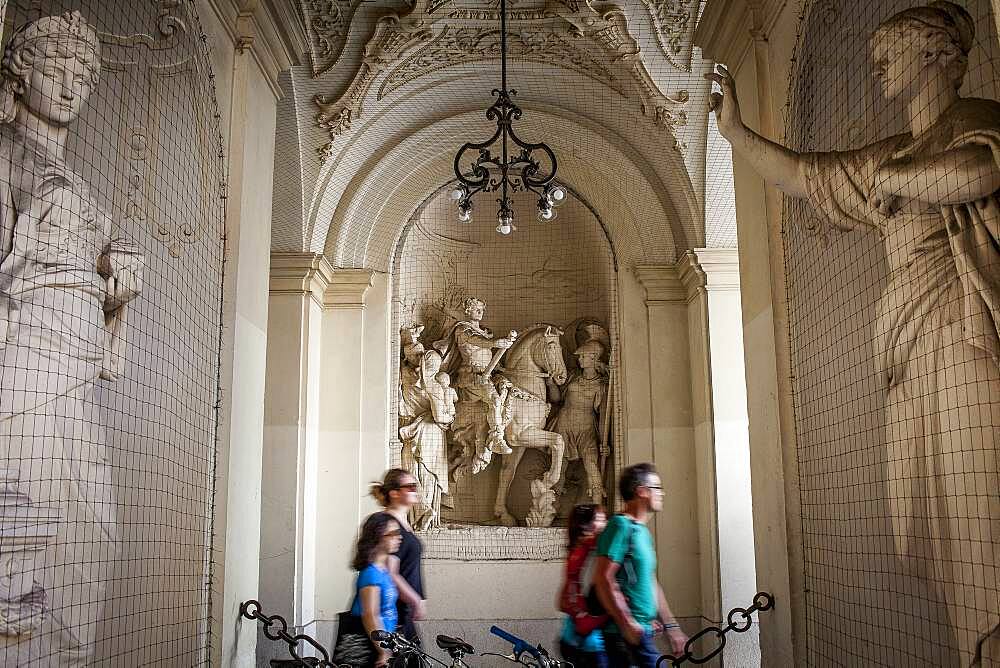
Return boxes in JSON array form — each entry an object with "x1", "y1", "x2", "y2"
[{"x1": 396, "y1": 522, "x2": 424, "y2": 601}]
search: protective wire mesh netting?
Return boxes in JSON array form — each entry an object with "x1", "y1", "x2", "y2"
[
  {"x1": 783, "y1": 0, "x2": 999, "y2": 665},
  {"x1": 0, "y1": 1, "x2": 224, "y2": 665},
  {"x1": 272, "y1": 0, "x2": 738, "y2": 269},
  {"x1": 390, "y1": 184, "x2": 624, "y2": 544}
]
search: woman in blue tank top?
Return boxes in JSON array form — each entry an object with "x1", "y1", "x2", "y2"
[{"x1": 350, "y1": 513, "x2": 403, "y2": 667}]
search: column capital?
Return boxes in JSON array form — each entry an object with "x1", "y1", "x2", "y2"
[
  {"x1": 694, "y1": 0, "x2": 788, "y2": 67},
  {"x1": 675, "y1": 252, "x2": 708, "y2": 302},
  {"x1": 633, "y1": 265, "x2": 685, "y2": 303},
  {"x1": 323, "y1": 269, "x2": 377, "y2": 308},
  {"x1": 692, "y1": 248, "x2": 742, "y2": 291},
  {"x1": 270, "y1": 252, "x2": 334, "y2": 305}
]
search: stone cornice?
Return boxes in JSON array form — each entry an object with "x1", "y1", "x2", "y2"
[
  {"x1": 675, "y1": 252, "x2": 708, "y2": 301},
  {"x1": 633, "y1": 265, "x2": 686, "y2": 303},
  {"x1": 691, "y1": 248, "x2": 741, "y2": 291},
  {"x1": 323, "y1": 269, "x2": 377, "y2": 309},
  {"x1": 269, "y1": 252, "x2": 333, "y2": 305},
  {"x1": 694, "y1": 0, "x2": 788, "y2": 67},
  {"x1": 203, "y1": 0, "x2": 306, "y2": 98}
]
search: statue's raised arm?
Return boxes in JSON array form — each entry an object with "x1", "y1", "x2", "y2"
[{"x1": 705, "y1": 64, "x2": 810, "y2": 200}]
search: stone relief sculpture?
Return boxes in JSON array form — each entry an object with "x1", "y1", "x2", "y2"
[
  {"x1": 548, "y1": 338, "x2": 610, "y2": 504},
  {"x1": 709, "y1": 3, "x2": 998, "y2": 663},
  {"x1": 399, "y1": 327, "x2": 456, "y2": 530},
  {"x1": 490, "y1": 324, "x2": 569, "y2": 527},
  {"x1": 434, "y1": 296, "x2": 516, "y2": 474},
  {"x1": 0, "y1": 12, "x2": 143, "y2": 665}
]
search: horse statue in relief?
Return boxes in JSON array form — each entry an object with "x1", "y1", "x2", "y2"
[{"x1": 492, "y1": 324, "x2": 568, "y2": 526}]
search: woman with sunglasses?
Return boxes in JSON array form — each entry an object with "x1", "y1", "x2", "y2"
[
  {"x1": 339, "y1": 512, "x2": 403, "y2": 668},
  {"x1": 372, "y1": 469, "x2": 427, "y2": 647}
]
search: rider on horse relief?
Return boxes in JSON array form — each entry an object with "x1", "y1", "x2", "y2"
[{"x1": 434, "y1": 297, "x2": 516, "y2": 474}]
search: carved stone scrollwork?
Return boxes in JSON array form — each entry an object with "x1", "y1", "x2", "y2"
[
  {"x1": 639, "y1": 0, "x2": 696, "y2": 70},
  {"x1": 379, "y1": 25, "x2": 625, "y2": 100},
  {"x1": 96, "y1": 1, "x2": 213, "y2": 257},
  {"x1": 315, "y1": 14, "x2": 434, "y2": 160},
  {"x1": 156, "y1": 0, "x2": 187, "y2": 38},
  {"x1": 589, "y1": 10, "x2": 689, "y2": 133},
  {"x1": 304, "y1": 0, "x2": 362, "y2": 76},
  {"x1": 312, "y1": 0, "x2": 690, "y2": 158}
]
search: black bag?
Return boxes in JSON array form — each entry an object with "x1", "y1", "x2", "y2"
[
  {"x1": 584, "y1": 517, "x2": 636, "y2": 617},
  {"x1": 332, "y1": 611, "x2": 376, "y2": 667}
]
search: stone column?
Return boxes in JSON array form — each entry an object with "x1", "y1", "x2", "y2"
[
  {"x1": 259, "y1": 260, "x2": 381, "y2": 656},
  {"x1": 679, "y1": 249, "x2": 758, "y2": 667},
  {"x1": 308, "y1": 268, "x2": 377, "y2": 647},
  {"x1": 260, "y1": 253, "x2": 331, "y2": 637},
  {"x1": 632, "y1": 266, "x2": 701, "y2": 622}
]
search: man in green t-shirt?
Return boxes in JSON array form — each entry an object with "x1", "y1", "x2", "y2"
[{"x1": 594, "y1": 463, "x2": 687, "y2": 667}]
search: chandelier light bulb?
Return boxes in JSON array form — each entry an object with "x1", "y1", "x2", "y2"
[
  {"x1": 537, "y1": 206, "x2": 556, "y2": 222},
  {"x1": 450, "y1": 187, "x2": 466, "y2": 201},
  {"x1": 496, "y1": 222, "x2": 513, "y2": 235},
  {"x1": 549, "y1": 185, "x2": 566, "y2": 205}
]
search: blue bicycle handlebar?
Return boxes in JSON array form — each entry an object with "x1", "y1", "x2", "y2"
[{"x1": 490, "y1": 625, "x2": 542, "y2": 662}]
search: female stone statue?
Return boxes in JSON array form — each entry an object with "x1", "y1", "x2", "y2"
[
  {"x1": 708, "y1": 3, "x2": 998, "y2": 663},
  {"x1": 399, "y1": 348, "x2": 455, "y2": 530},
  {"x1": 0, "y1": 12, "x2": 142, "y2": 666},
  {"x1": 549, "y1": 339, "x2": 609, "y2": 504}
]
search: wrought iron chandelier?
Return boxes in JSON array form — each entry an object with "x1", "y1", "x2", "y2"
[{"x1": 449, "y1": 0, "x2": 565, "y2": 235}]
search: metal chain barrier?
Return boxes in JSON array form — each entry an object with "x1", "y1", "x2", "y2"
[
  {"x1": 240, "y1": 599, "x2": 337, "y2": 667},
  {"x1": 657, "y1": 591, "x2": 774, "y2": 667},
  {"x1": 244, "y1": 592, "x2": 774, "y2": 668}
]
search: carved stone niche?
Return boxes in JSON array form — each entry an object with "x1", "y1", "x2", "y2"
[{"x1": 0, "y1": 469, "x2": 60, "y2": 637}]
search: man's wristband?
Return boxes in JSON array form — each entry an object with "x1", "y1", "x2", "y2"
[{"x1": 663, "y1": 622, "x2": 680, "y2": 629}]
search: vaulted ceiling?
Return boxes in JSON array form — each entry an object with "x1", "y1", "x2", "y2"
[{"x1": 270, "y1": 0, "x2": 733, "y2": 269}]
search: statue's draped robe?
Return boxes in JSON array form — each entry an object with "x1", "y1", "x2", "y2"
[
  {"x1": 0, "y1": 128, "x2": 115, "y2": 666},
  {"x1": 399, "y1": 364, "x2": 450, "y2": 529},
  {"x1": 805, "y1": 98, "x2": 1000, "y2": 665}
]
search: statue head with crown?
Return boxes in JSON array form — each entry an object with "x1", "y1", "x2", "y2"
[{"x1": 0, "y1": 11, "x2": 101, "y2": 127}]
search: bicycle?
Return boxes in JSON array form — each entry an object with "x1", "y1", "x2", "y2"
[{"x1": 372, "y1": 627, "x2": 573, "y2": 668}]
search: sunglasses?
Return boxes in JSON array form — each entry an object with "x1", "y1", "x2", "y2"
[
  {"x1": 396, "y1": 483, "x2": 419, "y2": 491},
  {"x1": 384, "y1": 529, "x2": 402, "y2": 537},
  {"x1": 643, "y1": 484, "x2": 663, "y2": 491}
]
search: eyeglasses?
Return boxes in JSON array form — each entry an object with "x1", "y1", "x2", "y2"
[
  {"x1": 397, "y1": 483, "x2": 419, "y2": 491},
  {"x1": 384, "y1": 530, "x2": 402, "y2": 537},
  {"x1": 643, "y1": 484, "x2": 663, "y2": 491}
]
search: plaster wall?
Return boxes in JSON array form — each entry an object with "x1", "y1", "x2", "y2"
[{"x1": 197, "y1": 1, "x2": 288, "y2": 665}]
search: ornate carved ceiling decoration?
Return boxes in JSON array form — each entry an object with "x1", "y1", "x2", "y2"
[
  {"x1": 309, "y1": 0, "x2": 697, "y2": 161},
  {"x1": 642, "y1": 0, "x2": 698, "y2": 69},
  {"x1": 377, "y1": 25, "x2": 626, "y2": 100},
  {"x1": 303, "y1": 0, "x2": 365, "y2": 76}
]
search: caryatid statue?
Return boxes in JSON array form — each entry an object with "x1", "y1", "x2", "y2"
[
  {"x1": 435, "y1": 296, "x2": 516, "y2": 473},
  {"x1": 709, "y1": 2, "x2": 998, "y2": 663},
  {"x1": 0, "y1": 12, "x2": 143, "y2": 666}
]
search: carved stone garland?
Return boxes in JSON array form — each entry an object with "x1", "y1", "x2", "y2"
[{"x1": 312, "y1": 0, "x2": 691, "y2": 161}]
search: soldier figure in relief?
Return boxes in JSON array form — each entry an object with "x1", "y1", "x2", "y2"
[{"x1": 549, "y1": 339, "x2": 609, "y2": 504}]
